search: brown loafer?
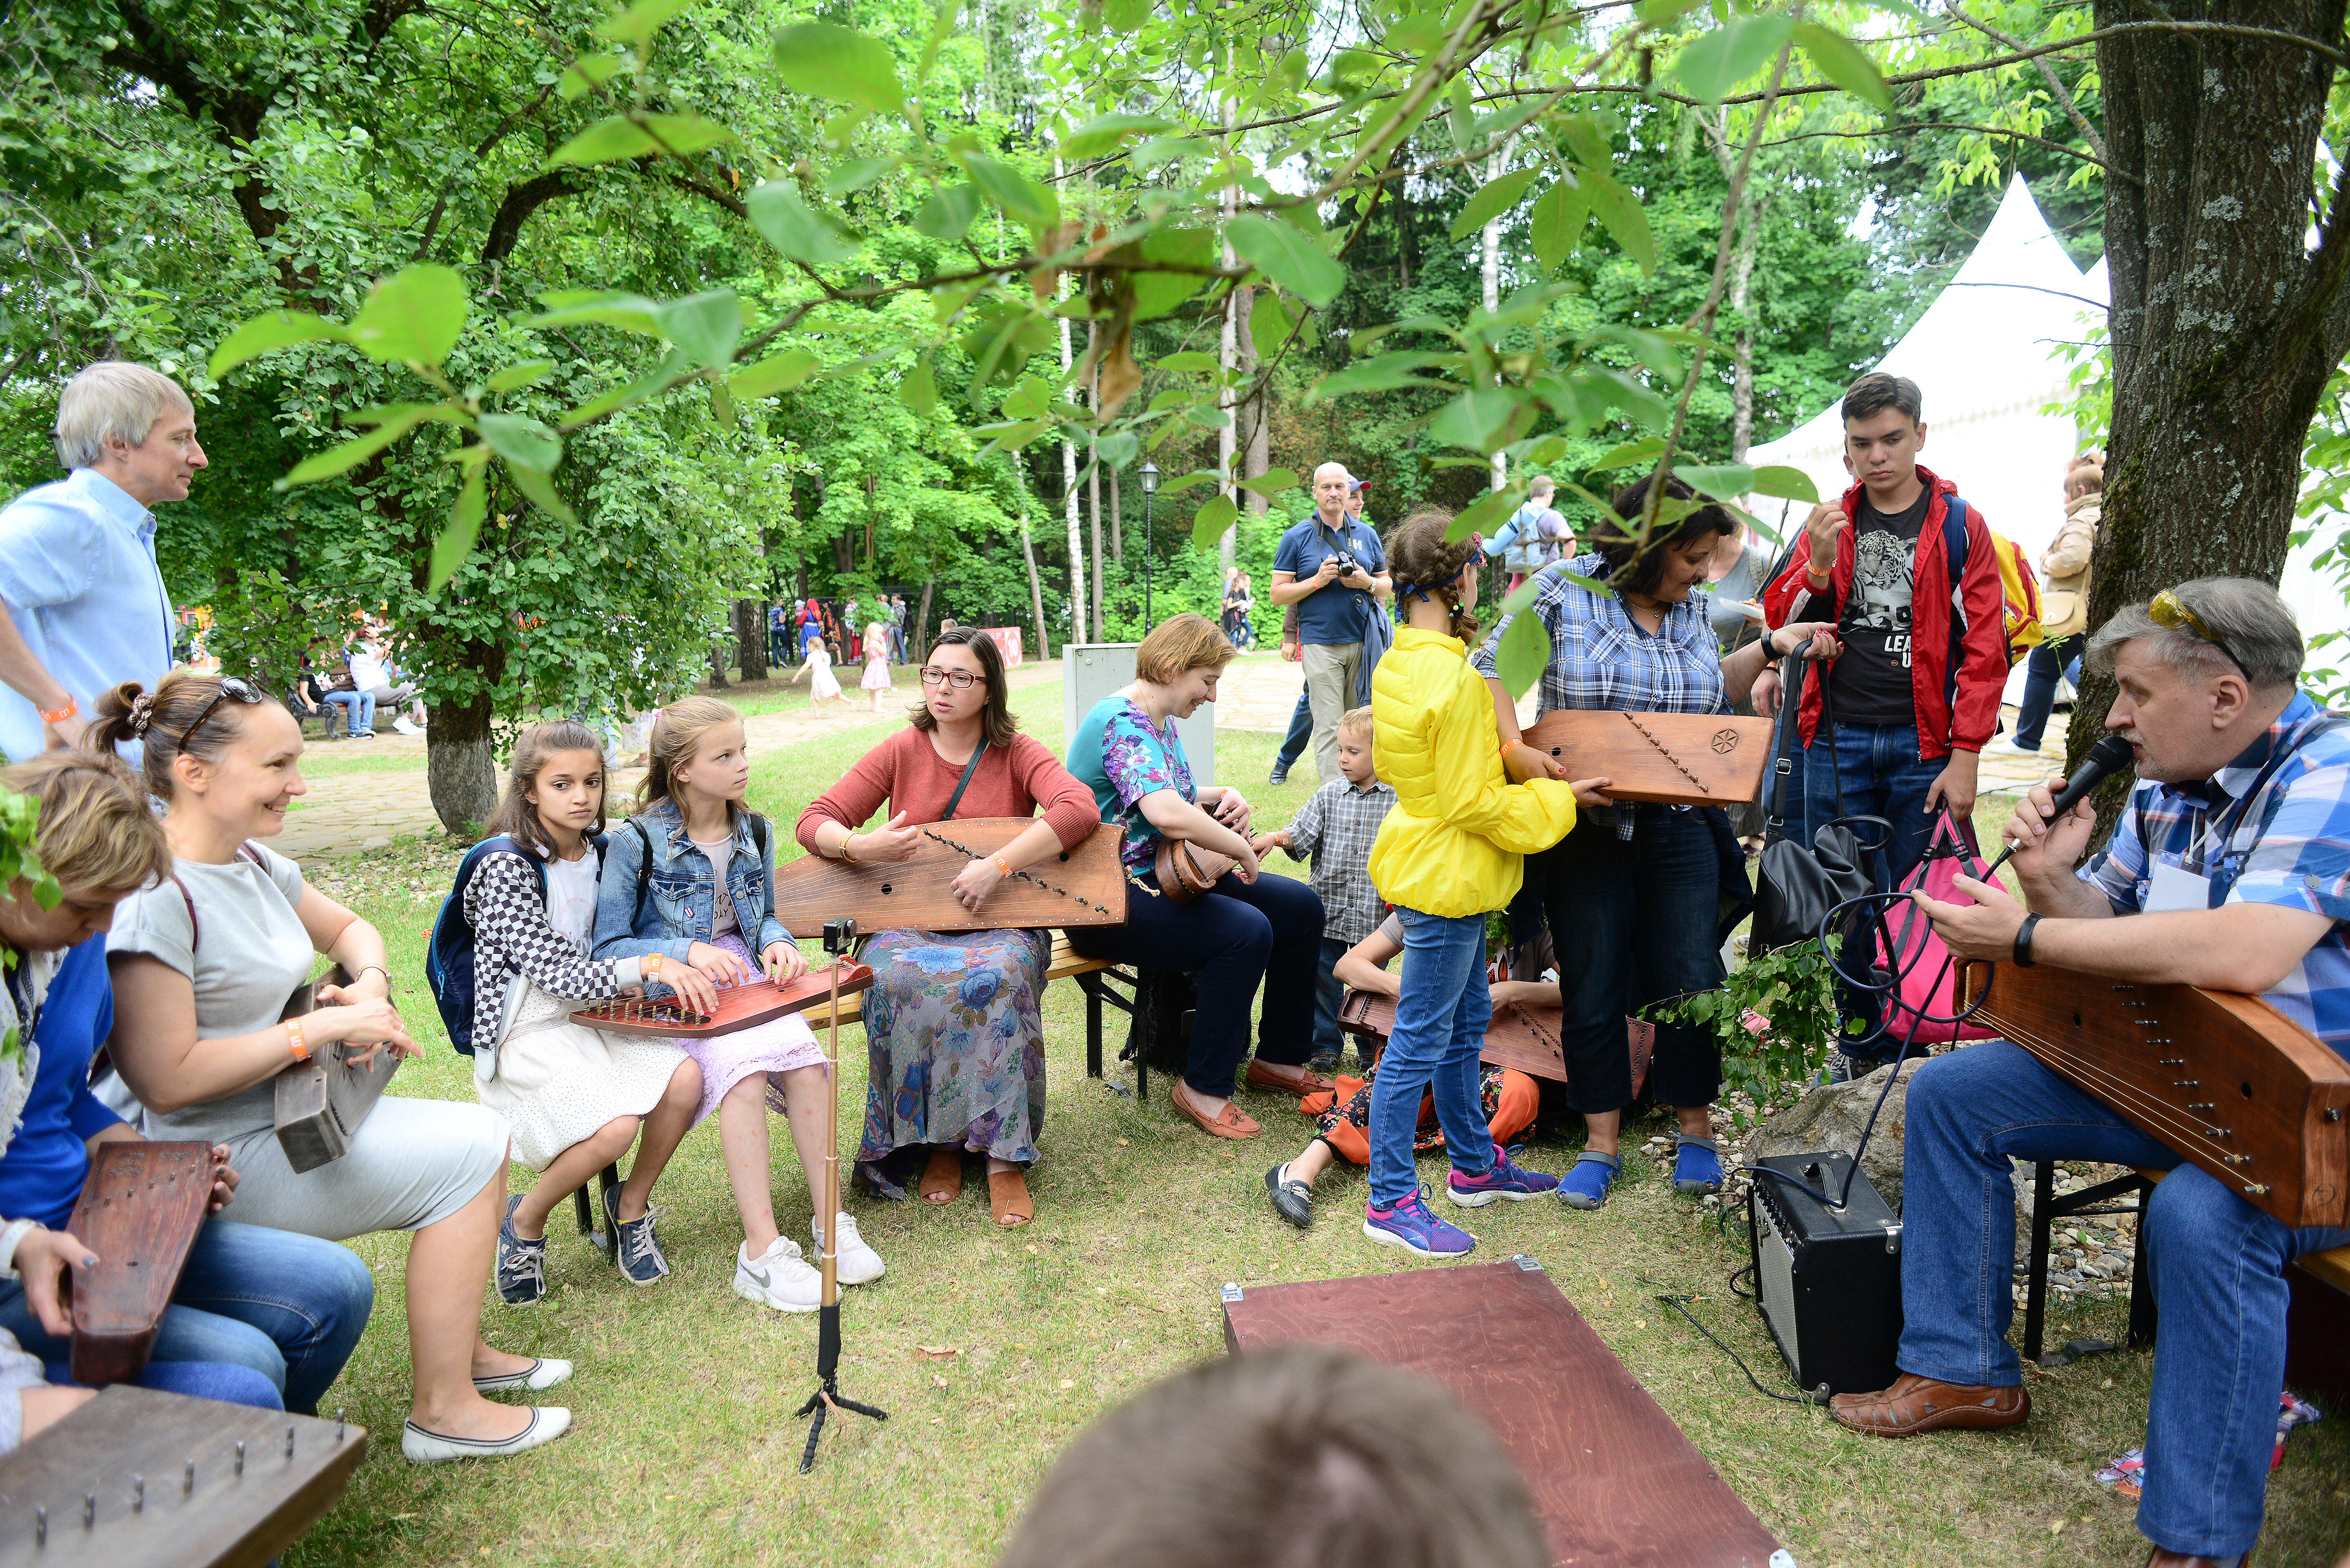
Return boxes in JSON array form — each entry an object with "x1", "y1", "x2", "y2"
[
  {"x1": 1243, "y1": 1060, "x2": 1335, "y2": 1096},
  {"x1": 1170, "y1": 1080, "x2": 1261, "y2": 1140},
  {"x1": 1828, "y1": 1372, "x2": 2029, "y2": 1437}
]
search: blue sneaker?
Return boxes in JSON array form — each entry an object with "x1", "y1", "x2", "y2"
[
  {"x1": 1362, "y1": 1186, "x2": 1477, "y2": 1257},
  {"x1": 603, "y1": 1183, "x2": 670, "y2": 1286},
  {"x1": 1556, "y1": 1152, "x2": 1621, "y2": 1212},
  {"x1": 496, "y1": 1194, "x2": 547, "y2": 1305},
  {"x1": 1673, "y1": 1136, "x2": 1723, "y2": 1196},
  {"x1": 1447, "y1": 1147, "x2": 1561, "y2": 1207}
]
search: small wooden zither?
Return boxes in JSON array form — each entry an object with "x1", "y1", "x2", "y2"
[
  {"x1": 1337, "y1": 989, "x2": 1654, "y2": 1095},
  {"x1": 773, "y1": 818, "x2": 1127, "y2": 934},
  {"x1": 64, "y1": 1142, "x2": 214, "y2": 1385},
  {"x1": 272, "y1": 969, "x2": 400, "y2": 1175},
  {"x1": 1224, "y1": 1260, "x2": 1781, "y2": 1567},
  {"x1": 572, "y1": 963, "x2": 876, "y2": 1039},
  {"x1": 0, "y1": 1385, "x2": 365, "y2": 1568},
  {"x1": 1961, "y1": 960, "x2": 2350, "y2": 1229},
  {"x1": 1521, "y1": 711, "x2": 1776, "y2": 806}
]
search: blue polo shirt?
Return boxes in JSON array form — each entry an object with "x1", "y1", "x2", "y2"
[
  {"x1": 0, "y1": 468, "x2": 176, "y2": 762},
  {"x1": 0, "y1": 937, "x2": 129, "y2": 1230},
  {"x1": 1273, "y1": 515, "x2": 1386, "y2": 646}
]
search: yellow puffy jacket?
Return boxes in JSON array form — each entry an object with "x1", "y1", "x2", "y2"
[{"x1": 1367, "y1": 626, "x2": 1579, "y2": 918}]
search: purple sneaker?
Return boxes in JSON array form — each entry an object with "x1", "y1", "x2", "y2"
[
  {"x1": 1362, "y1": 1187, "x2": 1477, "y2": 1258},
  {"x1": 1447, "y1": 1148, "x2": 1561, "y2": 1208}
]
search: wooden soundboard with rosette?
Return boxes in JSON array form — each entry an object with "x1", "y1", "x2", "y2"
[
  {"x1": 1521, "y1": 710, "x2": 1776, "y2": 806},
  {"x1": 571, "y1": 964, "x2": 876, "y2": 1039},
  {"x1": 772, "y1": 817, "x2": 1127, "y2": 933},
  {"x1": 1960, "y1": 960, "x2": 2350, "y2": 1229},
  {"x1": 65, "y1": 1141, "x2": 217, "y2": 1385},
  {"x1": 1336, "y1": 990, "x2": 1653, "y2": 1095}
]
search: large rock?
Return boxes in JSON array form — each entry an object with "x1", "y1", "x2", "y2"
[{"x1": 1747, "y1": 1059, "x2": 1926, "y2": 1212}]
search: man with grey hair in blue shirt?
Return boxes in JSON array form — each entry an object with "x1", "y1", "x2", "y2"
[{"x1": 0, "y1": 362, "x2": 200, "y2": 759}]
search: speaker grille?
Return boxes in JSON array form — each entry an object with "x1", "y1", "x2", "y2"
[{"x1": 1755, "y1": 1194, "x2": 1801, "y2": 1382}]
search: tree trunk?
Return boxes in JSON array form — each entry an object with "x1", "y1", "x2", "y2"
[
  {"x1": 1087, "y1": 333, "x2": 1106, "y2": 637},
  {"x1": 707, "y1": 639, "x2": 729, "y2": 687},
  {"x1": 1727, "y1": 210, "x2": 1760, "y2": 463},
  {"x1": 1236, "y1": 285, "x2": 1271, "y2": 515},
  {"x1": 1110, "y1": 467, "x2": 1123, "y2": 564},
  {"x1": 913, "y1": 578, "x2": 935, "y2": 664},
  {"x1": 2072, "y1": 2, "x2": 2350, "y2": 786},
  {"x1": 1481, "y1": 148, "x2": 1509, "y2": 493},
  {"x1": 732, "y1": 598, "x2": 767, "y2": 681},
  {"x1": 1020, "y1": 517, "x2": 1052, "y2": 660},
  {"x1": 1218, "y1": 167, "x2": 1240, "y2": 569},
  {"x1": 1053, "y1": 203, "x2": 1092, "y2": 642},
  {"x1": 425, "y1": 689, "x2": 498, "y2": 837}
]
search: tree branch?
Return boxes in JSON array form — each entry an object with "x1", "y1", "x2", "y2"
[
  {"x1": 481, "y1": 171, "x2": 584, "y2": 265},
  {"x1": 1759, "y1": 118, "x2": 2130, "y2": 179},
  {"x1": 1944, "y1": 0, "x2": 2110, "y2": 163}
]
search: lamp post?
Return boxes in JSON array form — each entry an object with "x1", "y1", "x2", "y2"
[{"x1": 1138, "y1": 461, "x2": 1159, "y2": 633}]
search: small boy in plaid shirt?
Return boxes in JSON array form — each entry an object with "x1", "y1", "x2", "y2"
[{"x1": 1261, "y1": 705, "x2": 1395, "y2": 1074}]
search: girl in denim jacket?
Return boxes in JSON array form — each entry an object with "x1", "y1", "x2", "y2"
[{"x1": 593, "y1": 697, "x2": 885, "y2": 1311}]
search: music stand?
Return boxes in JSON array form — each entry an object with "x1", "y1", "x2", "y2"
[{"x1": 797, "y1": 916, "x2": 887, "y2": 1471}]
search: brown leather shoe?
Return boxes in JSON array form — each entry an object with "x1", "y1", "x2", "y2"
[
  {"x1": 1170, "y1": 1080, "x2": 1262, "y2": 1139},
  {"x1": 1243, "y1": 1060, "x2": 1335, "y2": 1096},
  {"x1": 1828, "y1": 1372, "x2": 2029, "y2": 1437},
  {"x1": 2146, "y1": 1550, "x2": 2248, "y2": 1568}
]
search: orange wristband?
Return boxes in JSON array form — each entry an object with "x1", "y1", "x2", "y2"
[
  {"x1": 991, "y1": 854, "x2": 1012, "y2": 877},
  {"x1": 36, "y1": 695, "x2": 76, "y2": 725},
  {"x1": 644, "y1": 953, "x2": 664, "y2": 981},
  {"x1": 285, "y1": 1018, "x2": 309, "y2": 1063}
]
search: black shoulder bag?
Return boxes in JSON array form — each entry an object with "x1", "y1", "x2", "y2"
[{"x1": 1750, "y1": 643, "x2": 1888, "y2": 955}]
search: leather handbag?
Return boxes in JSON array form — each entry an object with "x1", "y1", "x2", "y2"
[
  {"x1": 1750, "y1": 645, "x2": 1885, "y2": 955},
  {"x1": 1153, "y1": 837, "x2": 1236, "y2": 904}
]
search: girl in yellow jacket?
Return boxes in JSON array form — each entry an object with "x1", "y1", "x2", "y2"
[{"x1": 1358, "y1": 511, "x2": 1608, "y2": 1257}]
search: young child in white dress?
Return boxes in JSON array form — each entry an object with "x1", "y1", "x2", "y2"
[{"x1": 793, "y1": 637, "x2": 847, "y2": 706}]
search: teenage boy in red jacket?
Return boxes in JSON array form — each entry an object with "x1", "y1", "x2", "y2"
[{"x1": 1762, "y1": 372, "x2": 2008, "y2": 1070}]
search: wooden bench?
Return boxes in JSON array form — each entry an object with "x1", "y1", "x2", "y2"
[{"x1": 572, "y1": 934, "x2": 1132, "y2": 1245}]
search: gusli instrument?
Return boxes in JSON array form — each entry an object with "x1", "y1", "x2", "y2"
[
  {"x1": 64, "y1": 1142, "x2": 215, "y2": 1385},
  {"x1": 1961, "y1": 960, "x2": 2350, "y2": 1229},
  {"x1": 573, "y1": 964, "x2": 876, "y2": 1039},
  {"x1": 774, "y1": 818, "x2": 1127, "y2": 932},
  {"x1": 272, "y1": 969, "x2": 399, "y2": 1175},
  {"x1": 1521, "y1": 710, "x2": 1776, "y2": 806}
]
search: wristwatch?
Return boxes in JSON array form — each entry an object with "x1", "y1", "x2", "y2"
[{"x1": 2012, "y1": 913, "x2": 2041, "y2": 968}]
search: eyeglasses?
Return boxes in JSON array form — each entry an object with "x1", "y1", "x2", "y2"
[
  {"x1": 2148, "y1": 590, "x2": 2246, "y2": 675},
  {"x1": 180, "y1": 675, "x2": 264, "y2": 747},
  {"x1": 919, "y1": 667, "x2": 980, "y2": 691}
]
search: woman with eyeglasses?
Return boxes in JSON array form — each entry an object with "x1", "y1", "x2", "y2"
[
  {"x1": 794, "y1": 628, "x2": 1100, "y2": 1227},
  {"x1": 91, "y1": 673, "x2": 573, "y2": 1464}
]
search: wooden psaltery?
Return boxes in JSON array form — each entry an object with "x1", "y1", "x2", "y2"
[
  {"x1": 64, "y1": 1142, "x2": 214, "y2": 1385},
  {"x1": 272, "y1": 968, "x2": 400, "y2": 1176},
  {"x1": 774, "y1": 818, "x2": 1127, "y2": 933},
  {"x1": 1337, "y1": 989, "x2": 1654, "y2": 1096},
  {"x1": 573, "y1": 964, "x2": 876, "y2": 1039},
  {"x1": 1522, "y1": 711, "x2": 1776, "y2": 806},
  {"x1": 1960, "y1": 961, "x2": 2350, "y2": 1229}
]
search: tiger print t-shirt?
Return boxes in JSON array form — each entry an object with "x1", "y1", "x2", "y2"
[{"x1": 1828, "y1": 486, "x2": 1932, "y2": 727}]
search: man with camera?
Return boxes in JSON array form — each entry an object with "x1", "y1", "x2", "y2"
[{"x1": 1270, "y1": 463, "x2": 1391, "y2": 785}]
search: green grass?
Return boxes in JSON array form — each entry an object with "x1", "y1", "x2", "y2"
[{"x1": 274, "y1": 682, "x2": 2347, "y2": 1568}]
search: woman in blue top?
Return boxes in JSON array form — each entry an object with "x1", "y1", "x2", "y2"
[
  {"x1": 1475, "y1": 477, "x2": 1839, "y2": 1211},
  {"x1": 1065, "y1": 613, "x2": 1328, "y2": 1141},
  {"x1": 0, "y1": 751, "x2": 371, "y2": 1419}
]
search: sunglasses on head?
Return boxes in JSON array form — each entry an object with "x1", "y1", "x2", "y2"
[
  {"x1": 2148, "y1": 590, "x2": 2247, "y2": 676},
  {"x1": 180, "y1": 676, "x2": 264, "y2": 748}
]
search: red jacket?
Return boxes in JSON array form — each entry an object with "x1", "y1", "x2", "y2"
[{"x1": 1760, "y1": 466, "x2": 2007, "y2": 760}]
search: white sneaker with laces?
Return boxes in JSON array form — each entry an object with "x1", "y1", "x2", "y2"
[
  {"x1": 393, "y1": 716, "x2": 424, "y2": 735},
  {"x1": 1981, "y1": 736, "x2": 2043, "y2": 757},
  {"x1": 734, "y1": 1236, "x2": 821, "y2": 1312},
  {"x1": 812, "y1": 1211, "x2": 885, "y2": 1286}
]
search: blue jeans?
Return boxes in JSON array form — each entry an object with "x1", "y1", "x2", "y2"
[
  {"x1": 1899, "y1": 1041, "x2": 2350, "y2": 1558},
  {"x1": 1535, "y1": 809, "x2": 1725, "y2": 1112},
  {"x1": 1366, "y1": 909, "x2": 1493, "y2": 1206},
  {"x1": 0, "y1": 1218, "x2": 374, "y2": 1415},
  {"x1": 50, "y1": 1358, "x2": 283, "y2": 1410},
  {"x1": 2012, "y1": 635, "x2": 2083, "y2": 751},
  {"x1": 1312, "y1": 936, "x2": 1347, "y2": 1061},
  {"x1": 1802, "y1": 722, "x2": 1948, "y2": 893},
  {"x1": 1274, "y1": 690, "x2": 1312, "y2": 772},
  {"x1": 323, "y1": 688, "x2": 375, "y2": 736}
]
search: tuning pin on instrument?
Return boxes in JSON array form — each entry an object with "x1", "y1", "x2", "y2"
[
  {"x1": 35, "y1": 1506, "x2": 45, "y2": 1545},
  {"x1": 336, "y1": 1408, "x2": 347, "y2": 1442},
  {"x1": 234, "y1": 1441, "x2": 245, "y2": 1477},
  {"x1": 183, "y1": 1460, "x2": 194, "y2": 1495},
  {"x1": 82, "y1": 1492, "x2": 93, "y2": 1529},
  {"x1": 133, "y1": 1475, "x2": 144, "y2": 1512},
  {"x1": 284, "y1": 1424, "x2": 295, "y2": 1460}
]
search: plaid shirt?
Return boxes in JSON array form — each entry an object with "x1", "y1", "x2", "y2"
[
  {"x1": 1280, "y1": 777, "x2": 1396, "y2": 945},
  {"x1": 1471, "y1": 552, "x2": 1727, "y2": 839},
  {"x1": 2079, "y1": 693, "x2": 2350, "y2": 1060}
]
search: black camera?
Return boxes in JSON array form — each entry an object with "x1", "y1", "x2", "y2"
[{"x1": 1328, "y1": 552, "x2": 1358, "y2": 577}]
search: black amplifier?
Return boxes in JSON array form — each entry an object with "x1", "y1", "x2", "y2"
[{"x1": 1748, "y1": 1151, "x2": 1904, "y2": 1399}]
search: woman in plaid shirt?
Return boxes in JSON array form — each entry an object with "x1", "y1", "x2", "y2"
[{"x1": 1474, "y1": 475, "x2": 1838, "y2": 1210}]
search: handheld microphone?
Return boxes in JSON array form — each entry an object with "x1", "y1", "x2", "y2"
[{"x1": 1982, "y1": 732, "x2": 2136, "y2": 878}]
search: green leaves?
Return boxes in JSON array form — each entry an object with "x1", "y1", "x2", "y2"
[
  {"x1": 431, "y1": 461, "x2": 488, "y2": 590},
  {"x1": 350, "y1": 264, "x2": 468, "y2": 365},
  {"x1": 1228, "y1": 216, "x2": 1345, "y2": 308},
  {"x1": 1588, "y1": 437, "x2": 1665, "y2": 472},
  {"x1": 477, "y1": 413, "x2": 563, "y2": 472},
  {"x1": 276, "y1": 404, "x2": 453, "y2": 487},
  {"x1": 898, "y1": 362, "x2": 938, "y2": 417},
  {"x1": 1492, "y1": 605, "x2": 1549, "y2": 697},
  {"x1": 597, "y1": 0, "x2": 697, "y2": 47},
  {"x1": 962, "y1": 155, "x2": 1058, "y2": 232},
  {"x1": 547, "y1": 113, "x2": 733, "y2": 166},
  {"x1": 911, "y1": 183, "x2": 983, "y2": 242},
  {"x1": 1248, "y1": 290, "x2": 1295, "y2": 361},
  {"x1": 1794, "y1": 22, "x2": 1892, "y2": 109},
  {"x1": 1578, "y1": 170, "x2": 1654, "y2": 274},
  {"x1": 747, "y1": 181, "x2": 860, "y2": 265},
  {"x1": 729, "y1": 349, "x2": 818, "y2": 398},
  {"x1": 1672, "y1": 15, "x2": 1796, "y2": 102},
  {"x1": 1448, "y1": 168, "x2": 1544, "y2": 241},
  {"x1": 1061, "y1": 112, "x2": 1179, "y2": 161},
  {"x1": 209, "y1": 310, "x2": 352, "y2": 379},
  {"x1": 1751, "y1": 465, "x2": 1821, "y2": 503},
  {"x1": 772, "y1": 24, "x2": 904, "y2": 113},
  {"x1": 1528, "y1": 181, "x2": 1588, "y2": 275},
  {"x1": 1190, "y1": 494, "x2": 1238, "y2": 552},
  {"x1": 1443, "y1": 486, "x2": 1519, "y2": 544},
  {"x1": 1430, "y1": 388, "x2": 1521, "y2": 455},
  {"x1": 1676, "y1": 463, "x2": 1753, "y2": 500}
]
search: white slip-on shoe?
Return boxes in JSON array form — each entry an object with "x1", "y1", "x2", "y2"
[
  {"x1": 473, "y1": 1357, "x2": 573, "y2": 1394},
  {"x1": 734, "y1": 1237, "x2": 821, "y2": 1312},
  {"x1": 813, "y1": 1212, "x2": 885, "y2": 1286},
  {"x1": 402, "y1": 1406, "x2": 572, "y2": 1463}
]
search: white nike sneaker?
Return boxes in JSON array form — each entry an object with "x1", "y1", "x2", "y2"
[
  {"x1": 812, "y1": 1211, "x2": 885, "y2": 1286},
  {"x1": 734, "y1": 1236, "x2": 820, "y2": 1312}
]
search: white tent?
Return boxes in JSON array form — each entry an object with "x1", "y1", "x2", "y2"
[{"x1": 1743, "y1": 172, "x2": 2346, "y2": 688}]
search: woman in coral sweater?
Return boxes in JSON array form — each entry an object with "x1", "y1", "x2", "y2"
[{"x1": 796, "y1": 628, "x2": 1100, "y2": 1227}]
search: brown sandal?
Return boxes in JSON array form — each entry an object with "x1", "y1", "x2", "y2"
[
  {"x1": 920, "y1": 1148, "x2": 964, "y2": 1204},
  {"x1": 988, "y1": 1169, "x2": 1034, "y2": 1227}
]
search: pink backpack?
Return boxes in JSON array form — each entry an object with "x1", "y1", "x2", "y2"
[{"x1": 1875, "y1": 810, "x2": 2007, "y2": 1049}]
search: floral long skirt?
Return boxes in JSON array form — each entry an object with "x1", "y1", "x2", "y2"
[{"x1": 854, "y1": 926, "x2": 1050, "y2": 1198}]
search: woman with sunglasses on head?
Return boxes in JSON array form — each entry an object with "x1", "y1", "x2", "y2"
[
  {"x1": 90, "y1": 674, "x2": 574, "y2": 1464},
  {"x1": 795, "y1": 629, "x2": 1099, "y2": 1227}
]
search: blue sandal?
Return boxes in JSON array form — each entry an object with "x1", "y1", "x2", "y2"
[
  {"x1": 1673, "y1": 1135, "x2": 1723, "y2": 1196},
  {"x1": 1556, "y1": 1151, "x2": 1620, "y2": 1211}
]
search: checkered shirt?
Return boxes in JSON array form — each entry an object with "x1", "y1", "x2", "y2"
[
  {"x1": 2079, "y1": 692, "x2": 2350, "y2": 1060},
  {"x1": 1471, "y1": 552, "x2": 1728, "y2": 839},
  {"x1": 1281, "y1": 777, "x2": 1396, "y2": 945}
]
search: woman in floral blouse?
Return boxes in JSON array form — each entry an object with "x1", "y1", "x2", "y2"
[{"x1": 1064, "y1": 614, "x2": 1328, "y2": 1142}]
